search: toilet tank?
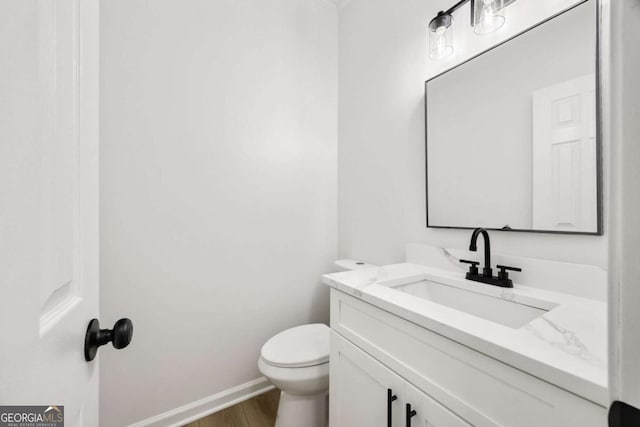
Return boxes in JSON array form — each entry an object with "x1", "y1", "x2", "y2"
[{"x1": 334, "y1": 259, "x2": 378, "y2": 271}]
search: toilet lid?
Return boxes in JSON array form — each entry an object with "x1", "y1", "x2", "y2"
[{"x1": 260, "y1": 324, "x2": 330, "y2": 368}]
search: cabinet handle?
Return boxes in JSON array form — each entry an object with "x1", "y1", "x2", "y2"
[
  {"x1": 406, "y1": 403, "x2": 417, "y2": 427},
  {"x1": 387, "y1": 389, "x2": 398, "y2": 427}
]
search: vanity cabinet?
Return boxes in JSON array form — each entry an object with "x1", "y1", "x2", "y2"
[
  {"x1": 331, "y1": 331, "x2": 469, "y2": 427},
  {"x1": 329, "y1": 289, "x2": 607, "y2": 427}
]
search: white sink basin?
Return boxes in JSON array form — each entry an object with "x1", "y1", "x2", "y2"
[{"x1": 393, "y1": 279, "x2": 552, "y2": 329}]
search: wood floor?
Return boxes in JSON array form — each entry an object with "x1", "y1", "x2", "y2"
[{"x1": 183, "y1": 389, "x2": 280, "y2": 427}]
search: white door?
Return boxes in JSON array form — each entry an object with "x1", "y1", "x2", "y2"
[
  {"x1": 404, "y1": 383, "x2": 470, "y2": 427},
  {"x1": 0, "y1": 1, "x2": 100, "y2": 425},
  {"x1": 532, "y1": 74, "x2": 598, "y2": 233},
  {"x1": 330, "y1": 332, "x2": 405, "y2": 427}
]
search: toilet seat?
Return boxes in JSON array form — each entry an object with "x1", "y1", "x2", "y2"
[{"x1": 260, "y1": 323, "x2": 329, "y2": 368}]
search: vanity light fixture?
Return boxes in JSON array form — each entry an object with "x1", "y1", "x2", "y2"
[{"x1": 428, "y1": 0, "x2": 508, "y2": 60}]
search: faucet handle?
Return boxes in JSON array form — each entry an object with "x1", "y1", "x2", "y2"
[
  {"x1": 496, "y1": 265, "x2": 522, "y2": 280},
  {"x1": 460, "y1": 259, "x2": 479, "y2": 275}
]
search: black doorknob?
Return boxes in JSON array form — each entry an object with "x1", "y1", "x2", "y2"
[{"x1": 84, "y1": 318, "x2": 133, "y2": 362}]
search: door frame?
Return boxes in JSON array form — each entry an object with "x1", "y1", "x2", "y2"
[{"x1": 607, "y1": 0, "x2": 640, "y2": 420}]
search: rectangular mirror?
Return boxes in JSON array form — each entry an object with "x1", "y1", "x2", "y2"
[{"x1": 426, "y1": 0, "x2": 602, "y2": 234}]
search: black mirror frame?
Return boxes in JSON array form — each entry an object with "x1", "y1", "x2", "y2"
[{"x1": 424, "y1": 0, "x2": 604, "y2": 236}]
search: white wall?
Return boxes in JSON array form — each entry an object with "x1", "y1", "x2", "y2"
[
  {"x1": 338, "y1": 0, "x2": 608, "y2": 269},
  {"x1": 99, "y1": 1, "x2": 337, "y2": 425}
]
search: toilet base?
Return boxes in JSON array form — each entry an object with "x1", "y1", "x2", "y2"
[{"x1": 275, "y1": 390, "x2": 328, "y2": 427}]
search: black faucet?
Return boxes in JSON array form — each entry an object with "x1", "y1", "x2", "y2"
[
  {"x1": 459, "y1": 227, "x2": 521, "y2": 288},
  {"x1": 470, "y1": 228, "x2": 493, "y2": 278}
]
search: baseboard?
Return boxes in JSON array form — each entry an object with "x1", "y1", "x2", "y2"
[{"x1": 128, "y1": 377, "x2": 275, "y2": 427}]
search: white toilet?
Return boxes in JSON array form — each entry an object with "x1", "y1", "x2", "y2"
[{"x1": 258, "y1": 323, "x2": 330, "y2": 427}]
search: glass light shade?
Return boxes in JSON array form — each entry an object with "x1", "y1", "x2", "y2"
[
  {"x1": 474, "y1": 0, "x2": 506, "y2": 35},
  {"x1": 429, "y1": 13, "x2": 454, "y2": 60}
]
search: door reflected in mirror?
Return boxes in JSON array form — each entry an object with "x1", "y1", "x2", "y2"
[{"x1": 426, "y1": 0, "x2": 601, "y2": 234}]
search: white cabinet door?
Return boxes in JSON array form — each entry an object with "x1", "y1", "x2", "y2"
[
  {"x1": 405, "y1": 382, "x2": 470, "y2": 427},
  {"x1": 330, "y1": 332, "x2": 405, "y2": 427},
  {"x1": 0, "y1": 1, "x2": 100, "y2": 425}
]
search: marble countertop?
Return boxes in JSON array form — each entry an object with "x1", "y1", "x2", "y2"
[{"x1": 322, "y1": 262, "x2": 608, "y2": 406}]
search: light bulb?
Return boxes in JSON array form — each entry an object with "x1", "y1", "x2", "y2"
[{"x1": 434, "y1": 27, "x2": 449, "y2": 59}]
